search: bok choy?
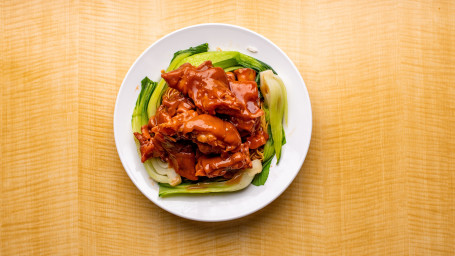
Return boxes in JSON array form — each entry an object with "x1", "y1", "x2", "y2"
[
  {"x1": 176, "y1": 51, "x2": 275, "y2": 73},
  {"x1": 259, "y1": 70, "x2": 288, "y2": 163},
  {"x1": 159, "y1": 160, "x2": 262, "y2": 197},
  {"x1": 132, "y1": 43, "x2": 288, "y2": 195},
  {"x1": 132, "y1": 77, "x2": 181, "y2": 185}
]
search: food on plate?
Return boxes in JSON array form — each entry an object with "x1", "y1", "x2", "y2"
[{"x1": 131, "y1": 43, "x2": 287, "y2": 196}]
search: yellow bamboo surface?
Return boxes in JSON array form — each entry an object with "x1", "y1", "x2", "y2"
[{"x1": 1, "y1": 0, "x2": 454, "y2": 255}]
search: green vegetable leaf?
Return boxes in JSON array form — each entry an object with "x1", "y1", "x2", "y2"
[
  {"x1": 236, "y1": 53, "x2": 275, "y2": 73},
  {"x1": 170, "y1": 43, "x2": 208, "y2": 63},
  {"x1": 252, "y1": 157, "x2": 273, "y2": 186},
  {"x1": 224, "y1": 66, "x2": 243, "y2": 72},
  {"x1": 132, "y1": 77, "x2": 156, "y2": 133}
]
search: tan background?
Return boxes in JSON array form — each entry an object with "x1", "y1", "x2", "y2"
[{"x1": 1, "y1": 0, "x2": 454, "y2": 255}]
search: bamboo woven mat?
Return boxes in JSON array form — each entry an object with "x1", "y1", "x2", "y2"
[{"x1": 1, "y1": 0, "x2": 454, "y2": 255}]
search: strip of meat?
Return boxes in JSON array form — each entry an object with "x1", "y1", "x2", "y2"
[
  {"x1": 226, "y1": 71, "x2": 236, "y2": 82},
  {"x1": 234, "y1": 68, "x2": 256, "y2": 82},
  {"x1": 229, "y1": 80, "x2": 263, "y2": 118},
  {"x1": 134, "y1": 130, "x2": 198, "y2": 180},
  {"x1": 151, "y1": 109, "x2": 198, "y2": 137},
  {"x1": 153, "y1": 112, "x2": 242, "y2": 154},
  {"x1": 161, "y1": 88, "x2": 195, "y2": 116},
  {"x1": 227, "y1": 116, "x2": 259, "y2": 135},
  {"x1": 158, "y1": 136, "x2": 197, "y2": 180},
  {"x1": 134, "y1": 124, "x2": 174, "y2": 163},
  {"x1": 149, "y1": 88, "x2": 195, "y2": 128},
  {"x1": 245, "y1": 129, "x2": 269, "y2": 149},
  {"x1": 161, "y1": 61, "x2": 262, "y2": 120},
  {"x1": 195, "y1": 144, "x2": 252, "y2": 178},
  {"x1": 195, "y1": 142, "x2": 222, "y2": 155},
  {"x1": 181, "y1": 114, "x2": 241, "y2": 152},
  {"x1": 223, "y1": 69, "x2": 263, "y2": 135},
  {"x1": 134, "y1": 124, "x2": 157, "y2": 162}
]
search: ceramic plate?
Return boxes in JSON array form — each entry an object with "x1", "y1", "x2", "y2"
[{"x1": 114, "y1": 23, "x2": 312, "y2": 222}]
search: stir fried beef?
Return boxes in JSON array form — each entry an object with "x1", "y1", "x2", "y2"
[{"x1": 135, "y1": 62, "x2": 268, "y2": 180}]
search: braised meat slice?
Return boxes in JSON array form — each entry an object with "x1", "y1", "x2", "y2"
[
  {"x1": 195, "y1": 144, "x2": 252, "y2": 178},
  {"x1": 157, "y1": 135, "x2": 197, "y2": 180},
  {"x1": 134, "y1": 124, "x2": 159, "y2": 162},
  {"x1": 245, "y1": 129, "x2": 269, "y2": 149},
  {"x1": 149, "y1": 88, "x2": 195, "y2": 127},
  {"x1": 135, "y1": 64, "x2": 268, "y2": 182},
  {"x1": 229, "y1": 80, "x2": 263, "y2": 119},
  {"x1": 134, "y1": 129, "x2": 198, "y2": 181},
  {"x1": 234, "y1": 68, "x2": 256, "y2": 82},
  {"x1": 161, "y1": 61, "x2": 262, "y2": 120},
  {"x1": 225, "y1": 71, "x2": 236, "y2": 82},
  {"x1": 151, "y1": 109, "x2": 198, "y2": 137}
]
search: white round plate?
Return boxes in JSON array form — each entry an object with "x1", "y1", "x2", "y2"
[{"x1": 114, "y1": 23, "x2": 312, "y2": 222}]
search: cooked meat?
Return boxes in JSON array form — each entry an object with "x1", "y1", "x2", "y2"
[
  {"x1": 161, "y1": 61, "x2": 262, "y2": 120},
  {"x1": 229, "y1": 80, "x2": 263, "y2": 119},
  {"x1": 195, "y1": 144, "x2": 252, "y2": 178},
  {"x1": 181, "y1": 114, "x2": 242, "y2": 152},
  {"x1": 234, "y1": 68, "x2": 256, "y2": 82},
  {"x1": 134, "y1": 63, "x2": 268, "y2": 181},
  {"x1": 159, "y1": 137, "x2": 197, "y2": 180},
  {"x1": 149, "y1": 88, "x2": 195, "y2": 127},
  {"x1": 226, "y1": 71, "x2": 236, "y2": 82},
  {"x1": 245, "y1": 129, "x2": 269, "y2": 149}
]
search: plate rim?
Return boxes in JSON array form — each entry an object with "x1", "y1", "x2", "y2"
[{"x1": 114, "y1": 23, "x2": 313, "y2": 222}]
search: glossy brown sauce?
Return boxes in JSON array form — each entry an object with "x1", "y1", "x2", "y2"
[
  {"x1": 225, "y1": 71, "x2": 236, "y2": 82},
  {"x1": 182, "y1": 114, "x2": 241, "y2": 151},
  {"x1": 234, "y1": 68, "x2": 257, "y2": 81},
  {"x1": 162, "y1": 61, "x2": 263, "y2": 120},
  {"x1": 134, "y1": 61, "x2": 269, "y2": 181}
]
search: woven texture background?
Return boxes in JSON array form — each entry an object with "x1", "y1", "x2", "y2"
[{"x1": 1, "y1": 0, "x2": 454, "y2": 255}]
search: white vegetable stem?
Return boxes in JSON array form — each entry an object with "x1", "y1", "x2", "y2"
[{"x1": 259, "y1": 70, "x2": 287, "y2": 162}]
